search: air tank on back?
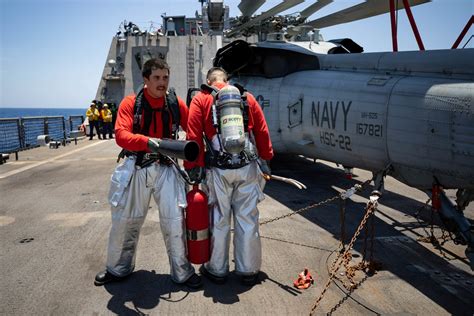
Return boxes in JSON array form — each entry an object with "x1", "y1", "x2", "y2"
[{"x1": 217, "y1": 85, "x2": 245, "y2": 154}]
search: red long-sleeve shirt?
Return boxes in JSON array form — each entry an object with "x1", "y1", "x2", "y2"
[
  {"x1": 115, "y1": 88, "x2": 188, "y2": 152},
  {"x1": 185, "y1": 82, "x2": 273, "y2": 169}
]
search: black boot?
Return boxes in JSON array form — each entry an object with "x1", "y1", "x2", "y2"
[
  {"x1": 241, "y1": 273, "x2": 259, "y2": 286},
  {"x1": 173, "y1": 273, "x2": 203, "y2": 289},
  {"x1": 94, "y1": 270, "x2": 127, "y2": 286},
  {"x1": 199, "y1": 265, "x2": 227, "y2": 284}
]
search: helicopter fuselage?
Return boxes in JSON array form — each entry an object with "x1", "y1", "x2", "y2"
[{"x1": 225, "y1": 43, "x2": 474, "y2": 190}]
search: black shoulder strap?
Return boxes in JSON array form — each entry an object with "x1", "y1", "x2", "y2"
[
  {"x1": 134, "y1": 86, "x2": 157, "y2": 136},
  {"x1": 242, "y1": 92, "x2": 249, "y2": 133},
  {"x1": 200, "y1": 84, "x2": 219, "y2": 98},
  {"x1": 165, "y1": 88, "x2": 180, "y2": 139},
  {"x1": 131, "y1": 86, "x2": 148, "y2": 165},
  {"x1": 233, "y1": 83, "x2": 246, "y2": 95},
  {"x1": 133, "y1": 86, "x2": 146, "y2": 134},
  {"x1": 201, "y1": 84, "x2": 220, "y2": 129}
]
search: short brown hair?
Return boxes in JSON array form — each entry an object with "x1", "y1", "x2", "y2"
[
  {"x1": 206, "y1": 67, "x2": 228, "y2": 83},
  {"x1": 142, "y1": 58, "x2": 170, "y2": 79}
]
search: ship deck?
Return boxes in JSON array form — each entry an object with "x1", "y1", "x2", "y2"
[{"x1": 1, "y1": 138, "x2": 473, "y2": 315}]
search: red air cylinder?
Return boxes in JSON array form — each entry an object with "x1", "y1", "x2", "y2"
[{"x1": 186, "y1": 184, "x2": 210, "y2": 264}]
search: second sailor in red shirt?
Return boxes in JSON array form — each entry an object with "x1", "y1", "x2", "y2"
[{"x1": 185, "y1": 67, "x2": 273, "y2": 286}]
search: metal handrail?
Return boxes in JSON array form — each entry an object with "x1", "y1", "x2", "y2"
[{"x1": 0, "y1": 115, "x2": 85, "y2": 157}]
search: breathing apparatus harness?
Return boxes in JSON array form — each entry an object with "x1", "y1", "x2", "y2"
[
  {"x1": 201, "y1": 83, "x2": 258, "y2": 169},
  {"x1": 117, "y1": 86, "x2": 181, "y2": 168}
]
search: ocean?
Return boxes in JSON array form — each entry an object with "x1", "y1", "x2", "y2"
[{"x1": 0, "y1": 108, "x2": 85, "y2": 119}]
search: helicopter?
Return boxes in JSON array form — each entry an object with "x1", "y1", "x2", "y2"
[{"x1": 208, "y1": 0, "x2": 474, "y2": 269}]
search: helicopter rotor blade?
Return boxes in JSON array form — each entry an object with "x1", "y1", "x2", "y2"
[
  {"x1": 238, "y1": 0, "x2": 266, "y2": 18},
  {"x1": 305, "y1": 0, "x2": 430, "y2": 29},
  {"x1": 286, "y1": 0, "x2": 334, "y2": 36},
  {"x1": 299, "y1": 0, "x2": 333, "y2": 20},
  {"x1": 226, "y1": 0, "x2": 305, "y2": 37}
]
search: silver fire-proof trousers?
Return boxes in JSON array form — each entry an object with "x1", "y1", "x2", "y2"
[
  {"x1": 105, "y1": 156, "x2": 194, "y2": 283},
  {"x1": 204, "y1": 161, "x2": 266, "y2": 277}
]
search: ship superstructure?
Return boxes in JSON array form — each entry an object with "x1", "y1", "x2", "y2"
[{"x1": 95, "y1": 0, "x2": 232, "y2": 106}]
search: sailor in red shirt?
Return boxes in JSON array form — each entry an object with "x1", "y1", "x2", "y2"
[
  {"x1": 95, "y1": 58, "x2": 202, "y2": 289},
  {"x1": 185, "y1": 67, "x2": 273, "y2": 286}
]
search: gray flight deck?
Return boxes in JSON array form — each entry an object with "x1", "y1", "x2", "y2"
[{"x1": 1, "y1": 139, "x2": 473, "y2": 315}]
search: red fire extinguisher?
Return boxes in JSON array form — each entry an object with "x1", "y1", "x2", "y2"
[{"x1": 186, "y1": 184, "x2": 210, "y2": 264}]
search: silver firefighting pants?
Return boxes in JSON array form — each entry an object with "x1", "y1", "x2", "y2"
[
  {"x1": 204, "y1": 160, "x2": 266, "y2": 277},
  {"x1": 105, "y1": 156, "x2": 194, "y2": 283}
]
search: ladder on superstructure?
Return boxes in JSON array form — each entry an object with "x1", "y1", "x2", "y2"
[{"x1": 186, "y1": 45, "x2": 195, "y2": 90}]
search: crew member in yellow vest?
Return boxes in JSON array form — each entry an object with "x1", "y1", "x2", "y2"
[
  {"x1": 101, "y1": 104, "x2": 114, "y2": 139},
  {"x1": 86, "y1": 102, "x2": 101, "y2": 140}
]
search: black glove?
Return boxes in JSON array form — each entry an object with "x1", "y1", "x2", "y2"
[
  {"x1": 147, "y1": 138, "x2": 162, "y2": 153},
  {"x1": 187, "y1": 166, "x2": 205, "y2": 183},
  {"x1": 259, "y1": 159, "x2": 271, "y2": 177}
]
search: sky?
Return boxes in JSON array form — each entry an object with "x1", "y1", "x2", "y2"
[{"x1": 0, "y1": 0, "x2": 472, "y2": 108}]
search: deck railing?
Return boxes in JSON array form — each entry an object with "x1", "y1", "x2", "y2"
[{"x1": 0, "y1": 115, "x2": 84, "y2": 155}]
